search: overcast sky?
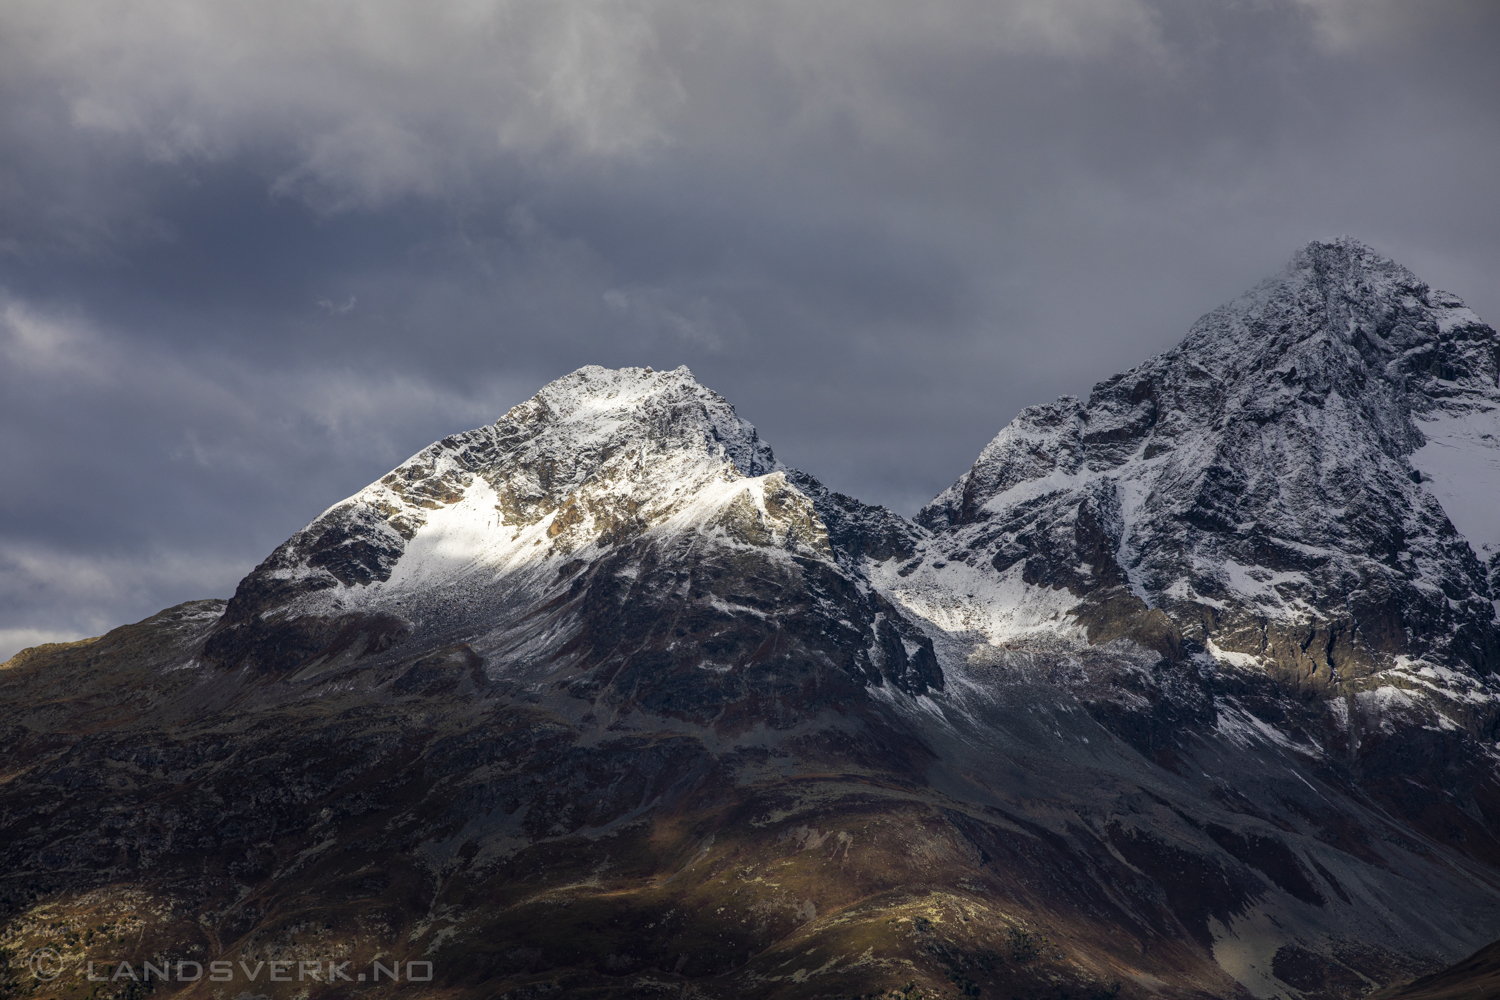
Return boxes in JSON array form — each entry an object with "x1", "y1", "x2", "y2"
[{"x1": 2, "y1": 0, "x2": 1498, "y2": 658}]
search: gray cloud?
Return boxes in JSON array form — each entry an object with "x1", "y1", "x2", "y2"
[{"x1": 3, "y1": 0, "x2": 1499, "y2": 658}]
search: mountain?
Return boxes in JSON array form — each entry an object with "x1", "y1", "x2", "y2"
[
  {"x1": 890, "y1": 236, "x2": 1500, "y2": 763},
  {"x1": 908, "y1": 239, "x2": 1498, "y2": 677},
  {"x1": 204, "y1": 363, "x2": 941, "y2": 716},
  {"x1": 3, "y1": 239, "x2": 1500, "y2": 1000}
]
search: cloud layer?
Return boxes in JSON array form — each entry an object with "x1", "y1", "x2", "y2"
[{"x1": 3, "y1": 0, "x2": 1499, "y2": 658}]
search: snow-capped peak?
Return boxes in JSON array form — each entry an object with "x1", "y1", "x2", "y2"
[
  {"x1": 887, "y1": 239, "x2": 1500, "y2": 694},
  {"x1": 206, "y1": 363, "x2": 943, "y2": 696},
  {"x1": 494, "y1": 364, "x2": 779, "y2": 485},
  {"x1": 211, "y1": 365, "x2": 816, "y2": 656}
]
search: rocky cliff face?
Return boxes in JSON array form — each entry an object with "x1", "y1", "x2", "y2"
[{"x1": 4, "y1": 240, "x2": 1500, "y2": 1000}]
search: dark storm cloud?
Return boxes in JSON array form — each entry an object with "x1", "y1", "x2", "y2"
[{"x1": 3, "y1": 0, "x2": 1499, "y2": 657}]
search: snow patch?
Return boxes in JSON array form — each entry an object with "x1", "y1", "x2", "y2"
[{"x1": 1412, "y1": 403, "x2": 1500, "y2": 566}]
